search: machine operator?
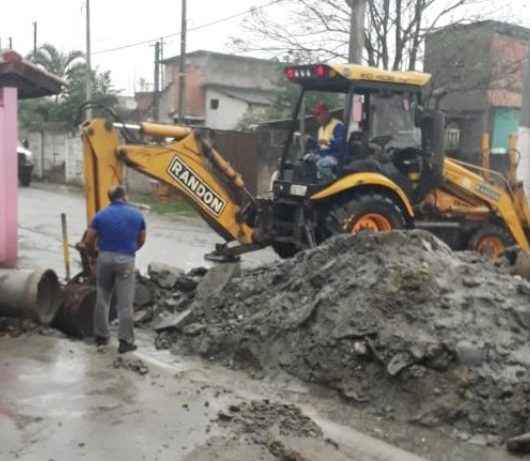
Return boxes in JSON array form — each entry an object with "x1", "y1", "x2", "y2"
[{"x1": 312, "y1": 102, "x2": 346, "y2": 178}]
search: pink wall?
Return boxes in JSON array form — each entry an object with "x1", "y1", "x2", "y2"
[{"x1": 0, "y1": 87, "x2": 18, "y2": 268}]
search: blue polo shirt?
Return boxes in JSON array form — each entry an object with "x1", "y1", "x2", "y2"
[{"x1": 90, "y1": 201, "x2": 146, "y2": 256}]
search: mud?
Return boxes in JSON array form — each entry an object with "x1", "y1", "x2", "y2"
[
  {"x1": 0, "y1": 316, "x2": 65, "y2": 338},
  {"x1": 150, "y1": 230, "x2": 530, "y2": 442},
  {"x1": 112, "y1": 357, "x2": 150, "y2": 375},
  {"x1": 215, "y1": 399, "x2": 324, "y2": 460}
]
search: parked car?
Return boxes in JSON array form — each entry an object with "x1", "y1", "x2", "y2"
[{"x1": 18, "y1": 140, "x2": 34, "y2": 187}]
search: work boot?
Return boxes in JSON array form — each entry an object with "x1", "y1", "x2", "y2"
[
  {"x1": 118, "y1": 340, "x2": 137, "y2": 354},
  {"x1": 95, "y1": 336, "x2": 109, "y2": 347}
]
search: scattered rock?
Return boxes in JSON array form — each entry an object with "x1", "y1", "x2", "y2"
[
  {"x1": 223, "y1": 400, "x2": 322, "y2": 438},
  {"x1": 194, "y1": 263, "x2": 240, "y2": 302},
  {"x1": 175, "y1": 275, "x2": 198, "y2": 293},
  {"x1": 188, "y1": 267, "x2": 208, "y2": 278},
  {"x1": 134, "y1": 274, "x2": 155, "y2": 307},
  {"x1": 148, "y1": 262, "x2": 185, "y2": 289},
  {"x1": 507, "y1": 432, "x2": 530, "y2": 453},
  {"x1": 112, "y1": 357, "x2": 149, "y2": 375},
  {"x1": 153, "y1": 309, "x2": 193, "y2": 332}
]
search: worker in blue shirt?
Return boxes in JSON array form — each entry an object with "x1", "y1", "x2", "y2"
[
  {"x1": 82, "y1": 185, "x2": 146, "y2": 354},
  {"x1": 312, "y1": 102, "x2": 346, "y2": 178}
]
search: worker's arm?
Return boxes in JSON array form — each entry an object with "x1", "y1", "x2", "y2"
[
  {"x1": 81, "y1": 227, "x2": 98, "y2": 256},
  {"x1": 137, "y1": 230, "x2": 146, "y2": 250},
  {"x1": 80, "y1": 210, "x2": 102, "y2": 257},
  {"x1": 136, "y1": 215, "x2": 146, "y2": 251}
]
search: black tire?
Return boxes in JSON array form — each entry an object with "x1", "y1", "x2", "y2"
[
  {"x1": 325, "y1": 192, "x2": 406, "y2": 236},
  {"x1": 468, "y1": 224, "x2": 514, "y2": 259},
  {"x1": 272, "y1": 241, "x2": 299, "y2": 259}
]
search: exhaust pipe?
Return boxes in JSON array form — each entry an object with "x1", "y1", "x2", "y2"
[{"x1": 0, "y1": 269, "x2": 62, "y2": 325}]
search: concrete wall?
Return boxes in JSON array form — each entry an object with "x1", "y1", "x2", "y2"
[
  {"x1": 19, "y1": 128, "x2": 75, "y2": 178},
  {"x1": 425, "y1": 23, "x2": 530, "y2": 160},
  {"x1": 205, "y1": 88, "x2": 249, "y2": 130},
  {"x1": 162, "y1": 51, "x2": 281, "y2": 122},
  {"x1": 19, "y1": 126, "x2": 154, "y2": 194},
  {"x1": 425, "y1": 26, "x2": 492, "y2": 113}
]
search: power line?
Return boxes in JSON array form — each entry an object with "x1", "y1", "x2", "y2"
[{"x1": 92, "y1": 0, "x2": 285, "y2": 56}]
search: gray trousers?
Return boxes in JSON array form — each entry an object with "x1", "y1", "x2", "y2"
[{"x1": 94, "y1": 251, "x2": 136, "y2": 344}]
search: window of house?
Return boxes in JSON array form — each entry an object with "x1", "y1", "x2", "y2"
[{"x1": 210, "y1": 99, "x2": 220, "y2": 110}]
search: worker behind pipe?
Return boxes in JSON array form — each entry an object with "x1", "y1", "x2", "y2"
[
  {"x1": 312, "y1": 102, "x2": 346, "y2": 179},
  {"x1": 82, "y1": 185, "x2": 146, "y2": 354}
]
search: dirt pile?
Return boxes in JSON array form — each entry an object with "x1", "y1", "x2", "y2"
[{"x1": 151, "y1": 230, "x2": 530, "y2": 440}]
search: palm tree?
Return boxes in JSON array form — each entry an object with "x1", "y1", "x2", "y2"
[{"x1": 31, "y1": 43, "x2": 85, "y2": 80}]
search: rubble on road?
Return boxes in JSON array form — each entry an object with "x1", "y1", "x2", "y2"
[
  {"x1": 133, "y1": 266, "x2": 208, "y2": 330},
  {"x1": 143, "y1": 230, "x2": 530, "y2": 441},
  {"x1": 0, "y1": 316, "x2": 65, "y2": 338},
  {"x1": 216, "y1": 399, "x2": 324, "y2": 460},
  {"x1": 112, "y1": 357, "x2": 149, "y2": 375}
]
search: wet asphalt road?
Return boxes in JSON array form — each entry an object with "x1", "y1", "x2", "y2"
[{"x1": 17, "y1": 183, "x2": 275, "y2": 278}]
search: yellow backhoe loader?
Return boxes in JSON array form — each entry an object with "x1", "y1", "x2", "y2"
[{"x1": 79, "y1": 63, "x2": 530, "y2": 266}]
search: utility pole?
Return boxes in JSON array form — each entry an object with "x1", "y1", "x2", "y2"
[
  {"x1": 85, "y1": 0, "x2": 93, "y2": 120},
  {"x1": 160, "y1": 37, "x2": 165, "y2": 90},
  {"x1": 517, "y1": 48, "x2": 530, "y2": 194},
  {"x1": 348, "y1": 0, "x2": 366, "y2": 64},
  {"x1": 33, "y1": 22, "x2": 38, "y2": 59},
  {"x1": 8, "y1": 37, "x2": 12, "y2": 49},
  {"x1": 178, "y1": 0, "x2": 187, "y2": 125},
  {"x1": 153, "y1": 41, "x2": 160, "y2": 121}
]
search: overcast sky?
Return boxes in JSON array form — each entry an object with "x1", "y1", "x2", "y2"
[
  {"x1": 1, "y1": 0, "x2": 529, "y2": 96},
  {"x1": 1, "y1": 0, "x2": 285, "y2": 95}
]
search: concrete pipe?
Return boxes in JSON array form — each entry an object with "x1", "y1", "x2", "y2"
[{"x1": 0, "y1": 269, "x2": 62, "y2": 325}]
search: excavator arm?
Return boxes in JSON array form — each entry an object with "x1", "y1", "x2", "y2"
[{"x1": 81, "y1": 119, "x2": 266, "y2": 256}]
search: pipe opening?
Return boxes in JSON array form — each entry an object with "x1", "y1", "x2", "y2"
[{"x1": 36, "y1": 270, "x2": 62, "y2": 324}]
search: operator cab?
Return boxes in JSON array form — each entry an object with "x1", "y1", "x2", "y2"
[{"x1": 274, "y1": 64, "x2": 443, "y2": 204}]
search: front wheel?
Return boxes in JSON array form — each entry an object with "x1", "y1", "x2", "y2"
[{"x1": 326, "y1": 192, "x2": 406, "y2": 236}]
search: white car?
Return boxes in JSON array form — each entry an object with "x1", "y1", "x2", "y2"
[{"x1": 18, "y1": 142, "x2": 34, "y2": 187}]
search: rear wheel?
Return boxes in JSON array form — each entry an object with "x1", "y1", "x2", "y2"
[
  {"x1": 327, "y1": 192, "x2": 406, "y2": 236},
  {"x1": 20, "y1": 170, "x2": 32, "y2": 187},
  {"x1": 468, "y1": 225, "x2": 513, "y2": 259}
]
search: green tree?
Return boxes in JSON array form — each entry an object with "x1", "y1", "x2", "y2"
[
  {"x1": 19, "y1": 45, "x2": 118, "y2": 130},
  {"x1": 31, "y1": 43, "x2": 85, "y2": 80}
]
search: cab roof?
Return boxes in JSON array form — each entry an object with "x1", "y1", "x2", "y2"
[{"x1": 285, "y1": 63, "x2": 432, "y2": 93}]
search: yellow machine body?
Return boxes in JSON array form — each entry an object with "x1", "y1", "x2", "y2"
[
  {"x1": 82, "y1": 119, "x2": 255, "y2": 245},
  {"x1": 310, "y1": 172, "x2": 415, "y2": 219}
]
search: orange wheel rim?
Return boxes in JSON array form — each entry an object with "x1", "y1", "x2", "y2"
[
  {"x1": 476, "y1": 236, "x2": 505, "y2": 258},
  {"x1": 351, "y1": 213, "x2": 392, "y2": 234}
]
